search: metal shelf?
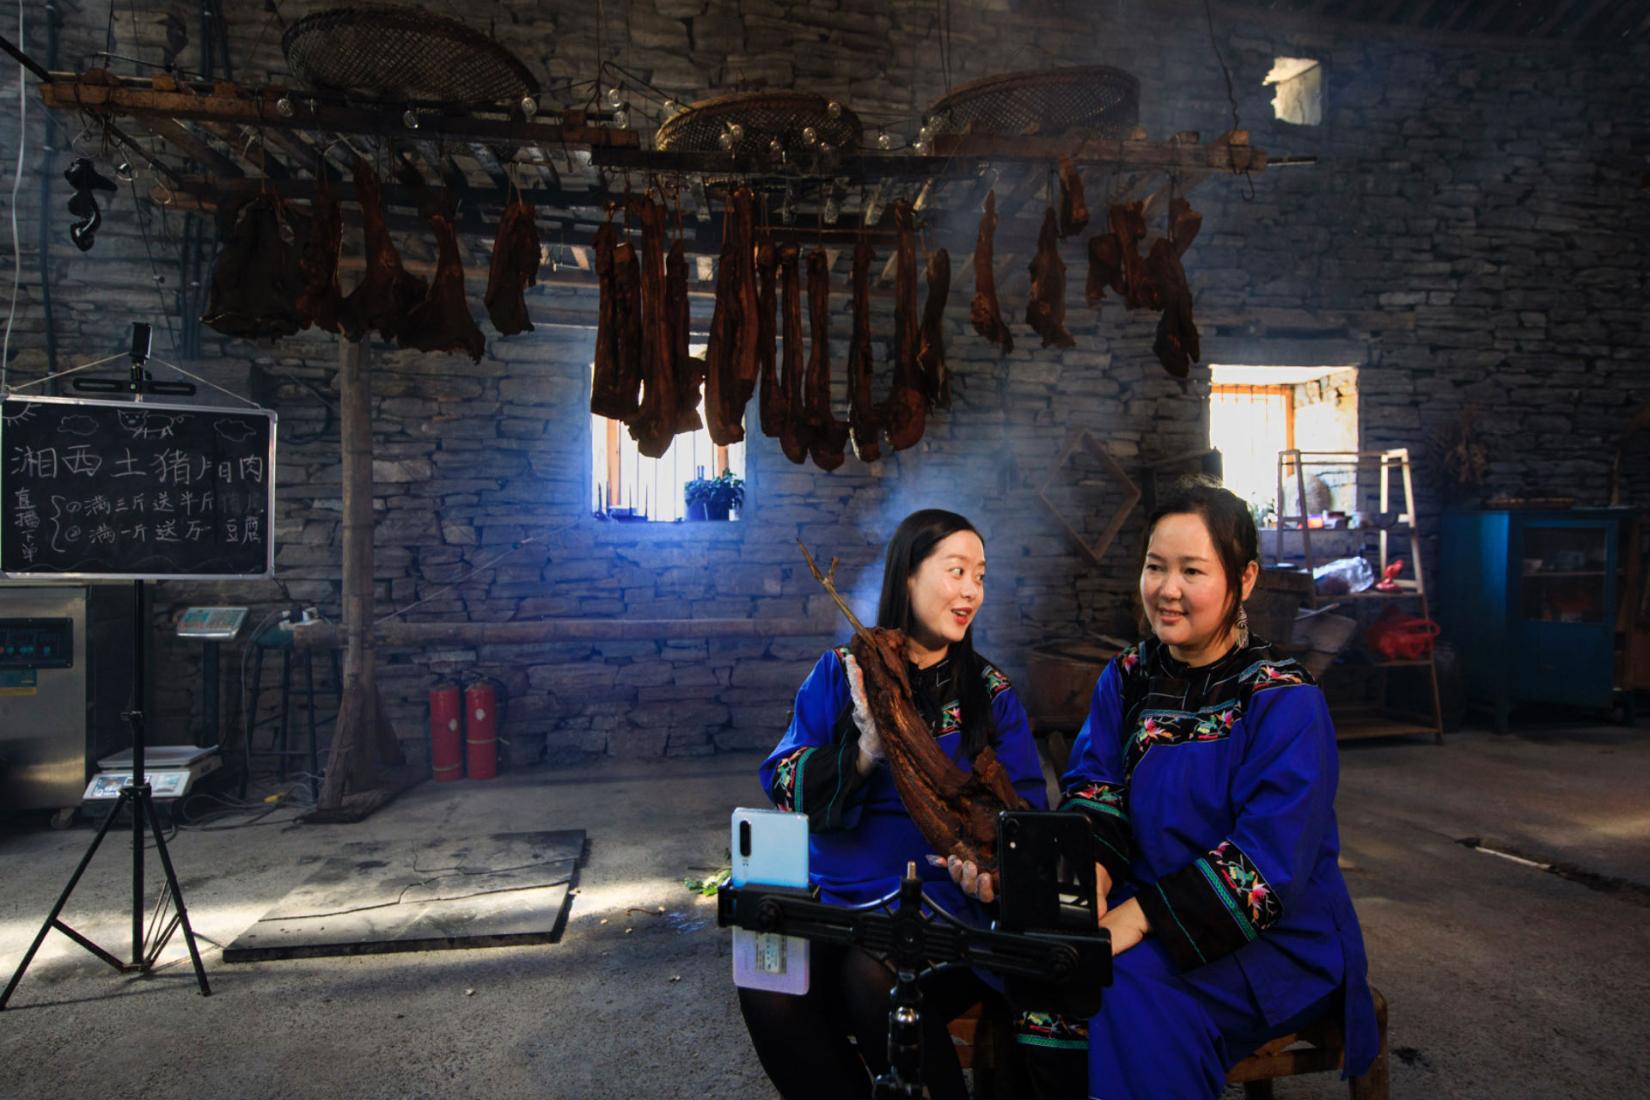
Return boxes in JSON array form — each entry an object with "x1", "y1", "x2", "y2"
[{"x1": 1275, "y1": 447, "x2": 1445, "y2": 744}]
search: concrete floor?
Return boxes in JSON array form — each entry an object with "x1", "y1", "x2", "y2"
[{"x1": 1, "y1": 720, "x2": 1647, "y2": 1100}]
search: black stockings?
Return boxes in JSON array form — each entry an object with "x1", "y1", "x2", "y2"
[{"x1": 737, "y1": 943, "x2": 988, "y2": 1100}]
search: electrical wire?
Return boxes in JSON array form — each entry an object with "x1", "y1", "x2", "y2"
[
  {"x1": 237, "y1": 608, "x2": 289, "y2": 756},
  {"x1": 4, "y1": 350, "x2": 128, "y2": 390},
  {"x1": 1203, "y1": 0, "x2": 1242, "y2": 135},
  {"x1": 128, "y1": 176, "x2": 182, "y2": 357},
  {"x1": 144, "y1": 355, "x2": 267, "y2": 410},
  {"x1": 2, "y1": 0, "x2": 27, "y2": 395},
  {"x1": 374, "y1": 531, "x2": 562, "y2": 624}
]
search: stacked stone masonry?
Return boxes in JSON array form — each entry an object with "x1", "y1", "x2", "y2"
[{"x1": 0, "y1": 1, "x2": 1645, "y2": 763}]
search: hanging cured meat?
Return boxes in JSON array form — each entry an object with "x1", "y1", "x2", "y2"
[
  {"x1": 916, "y1": 248, "x2": 952, "y2": 409},
  {"x1": 776, "y1": 244, "x2": 809, "y2": 465},
  {"x1": 1025, "y1": 207, "x2": 1075, "y2": 349},
  {"x1": 613, "y1": 231, "x2": 646, "y2": 421},
  {"x1": 702, "y1": 196, "x2": 747, "y2": 446},
  {"x1": 295, "y1": 175, "x2": 343, "y2": 334},
  {"x1": 884, "y1": 201, "x2": 927, "y2": 452},
  {"x1": 339, "y1": 157, "x2": 427, "y2": 343},
  {"x1": 845, "y1": 239, "x2": 882, "y2": 464},
  {"x1": 1086, "y1": 232, "x2": 1124, "y2": 308},
  {"x1": 1058, "y1": 154, "x2": 1089, "y2": 238},
  {"x1": 1166, "y1": 196, "x2": 1203, "y2": 258},
  {"x1": 397, "y1": 212, "x2": 487, "y2": 362},
  {"x1": 626, "y1": 198, "x2": 677, "y2": 457},
  {"x1": 1147, "y1": 197, "x2": 1204, "y2": 385},
  {"x1": 968, "y1": 191, "x2": 1013, "y2": 355},
  {"x1": 756, "y1": 234, "x2": 786, "y2": 440},
  {"x1": 484, "y1": 197, "x2": 541, "y2": 336},
  {"x1": 1109, "y1": 200, "x2": 1151, "y2": 309},
  {"x1": 665, "y1": 235, "x2": 703, "y2": 435},
  {"x1": 202, "y1": 192, "x2": 305, "y2": 340},
  {"x1": 730, "y1": 188, "x2": 762, "y2": 408},
  {"x1": 1146, "y1": 237, "x2": 1199, "y2": 385},
  {"x1": 804, "y1": 247, "x2": 850, "y2": 471},
  {"x1": 590, "y1": 217, "x2": 642, "y2": 421}
]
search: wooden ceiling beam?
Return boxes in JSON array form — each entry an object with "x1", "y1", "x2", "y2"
[
  {"x1": 38, "y1": 72, "x2": 640, "y2": 149},
  {"x1": 1213, "y1": 0, "x2": 1641, "y2": 43},
  {"x1": 133, "y1": 117, "x2": 244, "y2": 180}
]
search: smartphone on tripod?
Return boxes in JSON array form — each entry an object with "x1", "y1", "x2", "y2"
[
  {"x1": 995, "y1": 810, "x2": 1097, "y2": 934},
  {"x1": 729, "y1": 808, "x2": 810, "y2": 995}
]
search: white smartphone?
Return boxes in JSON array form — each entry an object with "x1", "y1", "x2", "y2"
[{"x1": 730, "y1": 807, "x2": 810, "y2": 995}]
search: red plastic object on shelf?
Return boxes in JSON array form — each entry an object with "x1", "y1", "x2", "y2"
[{"x1": 1366, "y1": 605, "x2": 1439, "y2": 661}]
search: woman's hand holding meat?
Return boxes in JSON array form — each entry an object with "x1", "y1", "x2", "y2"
[
  {"x1": 842, "y1": 653, "x2": 884, "y2": 775},
  {"x1": 946, "y1": 854, "x2": 997, "y2": 904}
]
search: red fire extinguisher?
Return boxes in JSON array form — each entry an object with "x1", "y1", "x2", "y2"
[
  {"x1": 465, "y1": 679, "x2": 500, "y2": 781},
  {"x1": 430, "y1": 683, "x2": 463, "y2": 783}
]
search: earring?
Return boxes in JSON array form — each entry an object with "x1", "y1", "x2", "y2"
[{"x1": 1235, "y1": 604, "x2": 1251, "y2": 649}]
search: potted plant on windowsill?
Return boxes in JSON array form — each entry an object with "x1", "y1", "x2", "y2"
[{"x1": 684, "y1": 471, "x2": 743, "y2": 521}]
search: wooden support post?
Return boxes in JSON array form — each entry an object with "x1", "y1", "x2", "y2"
[{"x1": 319, "y1": 338, "x2": 390, "y2": 810}]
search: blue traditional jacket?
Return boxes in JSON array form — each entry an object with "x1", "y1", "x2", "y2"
[
  {"x1": 759, "y1": 645, "x2": 1048, "y2": 918},
  {"x1": 1061, "y1": 636, "x2": 1381, "y2": 1076}
]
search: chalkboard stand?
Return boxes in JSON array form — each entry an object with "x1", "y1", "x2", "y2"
[{"x1": 0, "y1": 339, "x2": 212, "y2": 1009}]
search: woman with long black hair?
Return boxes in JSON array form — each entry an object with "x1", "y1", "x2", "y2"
[
  {"x1": 1003, "y1": 480, "x2": 1380, "y2": 1098},
  {"x1": 738, "y1": 508, "x2": 1048, "y2": 1099}
]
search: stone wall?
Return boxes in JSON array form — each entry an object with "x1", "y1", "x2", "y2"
[{"x1": 1, "y1": 1, "x2": 1647, "y2": 764}]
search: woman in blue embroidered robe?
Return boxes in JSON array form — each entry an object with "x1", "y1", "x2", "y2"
[
  {"x1": 1014, "y1": 482, "x2": 1380, "y2": 1099},
  {"x1": 738, "y1": 509, "x2": 1047, "y2": 1100}
]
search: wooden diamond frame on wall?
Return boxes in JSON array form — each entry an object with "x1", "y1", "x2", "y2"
[{"x1": 1037, "y1": 430, "x2": 1143, "y2": 567}]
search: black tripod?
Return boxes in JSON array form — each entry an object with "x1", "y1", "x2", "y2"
[
  {"x1": 720, "y1": 865, "x2": 1111, "y2": 1099},
  {"x1": 0, "y1": 328, "x2": 210, "y2": 1009}
]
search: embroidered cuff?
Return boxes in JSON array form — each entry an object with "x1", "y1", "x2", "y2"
[
  {"x1": 1058, "y1": 781, "x2": 1133, "y2": 886},
  {"x1": 770, "y1": 720, "x2": 873, "y2": 831},
  {"x1": 1137, "y1": 840, "x2": 1282, "y2": 971}
]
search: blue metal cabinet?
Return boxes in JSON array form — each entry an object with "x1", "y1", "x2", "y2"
[{"x1": 1439, "y1": 509, "x2": 1629, "y2": 730}]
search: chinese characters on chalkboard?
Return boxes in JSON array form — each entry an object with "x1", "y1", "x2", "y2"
[{"x1": 1, "y1": 397, "x2": 276, "y2": 579}]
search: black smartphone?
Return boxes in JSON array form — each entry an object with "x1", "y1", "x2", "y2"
[{"x1": 996, "y1": 810, "x2": 1097, "y2": 934}]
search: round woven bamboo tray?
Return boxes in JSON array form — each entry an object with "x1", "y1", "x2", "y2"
[
  {"x1": 656, "y1": 91, "x2": 862, "y2": 161},
  {"x1": 926, "y1": 66, "x2": 1140, "y2": 138},
  {"x1": 283, "y1": 6, "x2": 539, "y2": 106}
]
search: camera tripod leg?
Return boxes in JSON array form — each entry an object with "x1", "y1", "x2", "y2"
[
  {"x1": 141, "y1": 787, "x2": 211, "y2": 995},
  {"x1": 0, "y1": 786, "x2": 132, "y2": 1010}
]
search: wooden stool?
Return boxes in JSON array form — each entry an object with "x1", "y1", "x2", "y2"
[
  {"x1": 1226, "y1": 987, "x2": 1389, "y2": 1099},
  {"x1": 949, "y1": 1001, "x2": 1015, "y2": 1100}
]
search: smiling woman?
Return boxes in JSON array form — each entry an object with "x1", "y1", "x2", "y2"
[
  {"x1": 737, "y1": 508, "x2": 1047, "y2": 1100},
  {"x1": 1019, "y1": 479, "x2": 1381, "y2": 1100}
]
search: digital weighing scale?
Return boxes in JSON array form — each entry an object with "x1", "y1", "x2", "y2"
[
  {"x1": 84, "y1": 744, "x2": 223, "y2": 803},
  {"x1": 176, "y1": 606, "x2": 249, "y2": 641}
]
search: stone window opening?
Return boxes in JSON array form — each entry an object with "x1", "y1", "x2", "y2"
[
  {"x1": 1265, "y1": 57, "x2": 1323, "y2": 126},
  {"x1": 1209, "y1": 364, "x2": 1359, "y2": 525},
  {"x1": 589, "y1": 347, "x2": 747, "y2": 522}
]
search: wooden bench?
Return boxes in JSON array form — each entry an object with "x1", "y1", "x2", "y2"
[{"x1": 1226, "y1": 987, "x2": 1390, "y2": 1099}]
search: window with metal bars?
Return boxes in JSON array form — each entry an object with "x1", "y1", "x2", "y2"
[{"x1": 588, "y1": 355, "x2": 746, "y2": 523}]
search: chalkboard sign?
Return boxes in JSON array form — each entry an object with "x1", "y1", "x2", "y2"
[{"x1": 0, "y1": 395, "x2": 276, "y2": 580}]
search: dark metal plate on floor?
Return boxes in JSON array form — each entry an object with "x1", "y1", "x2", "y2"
[{"x1": 224, "y1": 830, "x2": 585, "y2": 962}]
